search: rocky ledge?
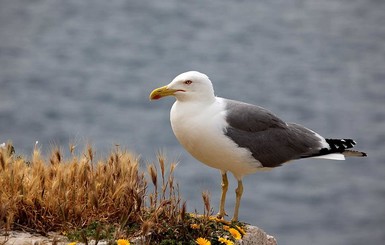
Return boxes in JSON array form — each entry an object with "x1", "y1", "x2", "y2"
[{"x1": 1, "y1": 225, "x2": 277, "y2": 245}]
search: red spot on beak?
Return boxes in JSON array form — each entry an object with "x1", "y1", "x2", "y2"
[{"x1": 152, "y1": 95, "x2": 161, "y2": 100}]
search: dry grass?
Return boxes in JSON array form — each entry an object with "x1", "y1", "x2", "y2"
[{"x1": 0, "y1": 142, "x2": 245, "y2": 244}]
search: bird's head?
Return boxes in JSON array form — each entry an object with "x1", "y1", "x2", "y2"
[{"x1": 149, "y1": 71, "x2": 215, "y2": 102}]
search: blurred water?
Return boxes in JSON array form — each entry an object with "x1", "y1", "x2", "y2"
[{"x1": 1, "y1": 0, "x2": 385, "y2": 244}]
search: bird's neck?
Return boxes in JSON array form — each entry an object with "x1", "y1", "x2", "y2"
[
  {"x1": 175, "y1": 93, "x2": 216, "y2": 103},
  {"x1": 171, "y1": 98, "x2": 215, "y2": 120},
  {"x1": 174, "y1": 97, "x2": 216, "y2": 110}
]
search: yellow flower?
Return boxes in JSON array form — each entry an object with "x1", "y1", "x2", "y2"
[
  {"x1": 190, "y1": 223, "x2": 200, "y2": 229},
  {"x1": 116, "y1": 239, "x2": 130, "y2": 245},
  {"x1": 218, "y1": 237, "x2": 234, "y2": 245},
  {"x1": 68, "y1": 243, "x2": 77, "y2": 245},
  {"x1": 196, "y1": 237, "x2": 211, "y2": 245},
  {"x1": 228, "y1": 228, "x2": 242, "y2": 240},
  {"x1": 236, "y1": 225, "x2": 246, "y2": 236},
  {"x1": 208, "y1": 216, "x2": 222, "y2": 222},
  {"x1": 223, "y1": 225, "x2": 230, "y2": 230},
  {"x1": 209, "y1": 216, "x2": 231, "y2": 225}
]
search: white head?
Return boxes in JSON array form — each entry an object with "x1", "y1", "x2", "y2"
[{"x1": 149, "y1": 71, "x2": 215, "y2": 102}]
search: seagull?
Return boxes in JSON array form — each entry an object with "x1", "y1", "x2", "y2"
[{"x1": 149, "y1": 71, "x2": 367, "y2": 221}]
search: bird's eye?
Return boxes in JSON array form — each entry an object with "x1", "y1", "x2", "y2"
[{"x1": 184, "y1": 80, "x2": 193, "y2": 85}]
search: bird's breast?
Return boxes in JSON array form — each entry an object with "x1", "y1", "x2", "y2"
[{"x1": 170, "y1": 101, "x2": 225, "y2": 153}]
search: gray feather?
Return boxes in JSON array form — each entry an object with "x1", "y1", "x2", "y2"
[{"x1": 224, "y1": 99, "x2": 323, "y2": 167}]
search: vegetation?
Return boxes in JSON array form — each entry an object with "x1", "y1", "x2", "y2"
[{"x1": 0, "y1": 142, "x2": 246, "y2": 244}]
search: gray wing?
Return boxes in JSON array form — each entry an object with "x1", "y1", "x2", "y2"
[{"x1": 223, "y1": 99, "x2": 323, "y2": 167}]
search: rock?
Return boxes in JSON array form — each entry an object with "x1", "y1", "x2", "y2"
[
  {"x1": 0, "y1": 231, "x2": 68, "y2": 245},
  {"x1": 237, "y1": 225, "x2": 277, "y2": 245}
]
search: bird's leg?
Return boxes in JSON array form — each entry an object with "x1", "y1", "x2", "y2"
[
  {"x1": 232, "y1": 179, "x2": 243, "y2": 222},
  {"x1": 217, "y1": 171, "x2": 228, "y2": 219}
]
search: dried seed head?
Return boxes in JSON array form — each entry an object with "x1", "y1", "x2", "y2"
[
  {"x1": 50, "y1": 148, "x2": 61, "y2": 165},
  {"x1": 168, "y1": 176, "x2": 174, "y2": 190},
  {"x1": 87, "y1": 145, "x2": 93, "y2": 162},
  {"x1": 148, "y1": 165, "x2": 157, "y2": 187},
  {"x1": 55, "y1": 150, "x2": 61, "y2": 163},
  {"x1": 180, "y1": 201, "x2": 187, "y2": 221},
  {"x1": 69, "y1": 143, "x2": 76, "y2": 154},
  {"x1": 158, "y1": 153, "x2": 165, "y2": 180},
  {"x1": 7, "y1": 143, "x2": 15, "y2": 156},
  {"x1": 169, "y1": 163, "x2": 176, "y2": 175}
]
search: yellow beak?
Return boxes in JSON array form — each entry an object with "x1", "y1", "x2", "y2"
[{"x1": 149, "y1": 85, "x2": 180, "y2": 100}]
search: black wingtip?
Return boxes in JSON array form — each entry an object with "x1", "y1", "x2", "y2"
[{"x1": 318, "y1": 139, "x2": 367, "y2": 158}]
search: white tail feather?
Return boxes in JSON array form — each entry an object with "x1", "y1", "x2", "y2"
[{"x1": 312, "y1": 153, "x2": 345, "y2": 160}]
